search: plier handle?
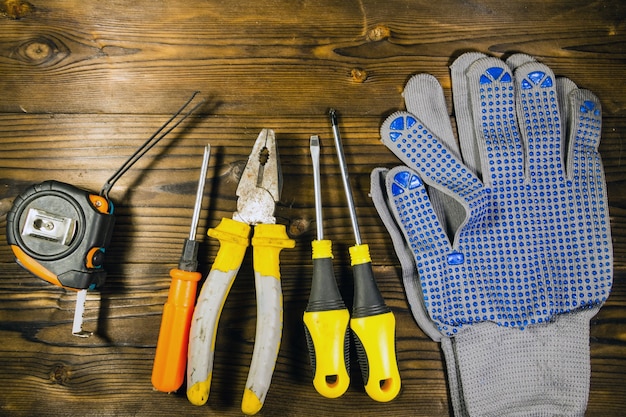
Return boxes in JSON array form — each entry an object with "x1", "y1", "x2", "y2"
[{"x1": 186, "y1": 129, "x2": 295, "y2": 415}]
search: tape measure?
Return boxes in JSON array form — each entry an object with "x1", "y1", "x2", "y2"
[
  {"x1": 6, "y1": 180, "x2": 115, "y2": 291},
  {"x1": 5, "y1": 92, "x2": 204, "y2": 336}
]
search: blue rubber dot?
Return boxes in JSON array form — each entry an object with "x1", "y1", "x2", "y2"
[
  {"x1": 391, "y1": 183, "x2": 404, "y2": 196},
  {"x1": 390, "y1": 116, "x2": 405, "y2": 130},
  {"x1": 447, "y1": 252, "x2": 465, "y2": 265},
  {"x1": 394, "y1": 170, "x2": 410, "y2": 186}
]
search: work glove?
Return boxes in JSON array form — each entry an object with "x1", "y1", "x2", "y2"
[{"x1": 370, "y1": 52, "x2": 612, "y2": 416}]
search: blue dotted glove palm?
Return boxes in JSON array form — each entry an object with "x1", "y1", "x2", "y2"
[{"x1": 371, "y1": 52, "x2": 612, "y2": 416}]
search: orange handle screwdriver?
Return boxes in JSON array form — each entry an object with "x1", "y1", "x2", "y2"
[{"x1": 152, "y1": 144, "x2": 211, "y2": 393}]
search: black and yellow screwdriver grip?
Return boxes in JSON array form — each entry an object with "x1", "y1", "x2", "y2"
[
  {"x1": 349, "y1": 243, "x2": 401, "y2": 402},
  {"x1": 303, "y1": 239, "x2": 350, "y2": 398}
]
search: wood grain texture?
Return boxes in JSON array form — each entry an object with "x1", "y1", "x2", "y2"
[{"x1": 1, "y1": 0, "x2": 625, "y2": 416}]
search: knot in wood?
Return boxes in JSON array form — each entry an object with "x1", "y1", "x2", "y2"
[
  {"x1": 288, "y1": 218, "x2": 310, "y2": 237},
  {"x1": 49, "y1": 363, "x2": 71, "y2": 385},
  {"x1": 351, "y1": 68, "x2": 368, "y2": 83},
  {"x1": 16, "y1": 36, "x2": 67, "y2": 66},
  {"x1": 367, "y1": 24, "x2": 391, "y2": 42},
  {"x1": 1, "y1": 0, "x2": 33, "y2": 19},
  {"x1": 25, "y1": 40, "x2": 51, "y2": 61}
]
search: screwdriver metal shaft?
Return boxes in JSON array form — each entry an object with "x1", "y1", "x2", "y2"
[
  {"x1": 189, "y1": 145, "x2": 210, "y2": 240},
  {"x1": 311, "y1": 136, "x2": 324, "y2": 241},
  {"x1": 178, "y1": 144, "x2": 211, "y2": 272},
  {"x1": 329, "y1": 109, "x2": 362, "y2": 245}
]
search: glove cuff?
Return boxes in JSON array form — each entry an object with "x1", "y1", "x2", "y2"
[{"x1": 444, "y1": 309, "x2": 597, "y2": 417}]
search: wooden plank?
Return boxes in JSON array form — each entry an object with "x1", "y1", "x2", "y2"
[
  {"x1": 1, "y1": 0, "x2": 626, "y2": 415},
  {"x1": 0, "y1": 0, "x2": 625, "y2": 116}
]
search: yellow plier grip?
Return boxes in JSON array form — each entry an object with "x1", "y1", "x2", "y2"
[
  {"x1": 187, "y1": 218, "x2": 250, "y2": 406},
  {"x1": 242, "y1": 223, "x2": 295, "y2": 415},
  {"x1": 186, "y1": 220, "x2": 294, "y2": 415}
]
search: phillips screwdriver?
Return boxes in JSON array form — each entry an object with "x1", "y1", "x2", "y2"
[
  {"x1": 152, "y1": 144, "x2": 211, "y2": 393},
  {"x1": 329, "y1": 109, "x2": 401, "y2": 402},
  {"x1": 303, "y1": 135, "x2": 350, "y2": 398}
]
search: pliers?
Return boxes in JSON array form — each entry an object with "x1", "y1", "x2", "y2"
[{"x1": 186, "y1": 129, "x2": 295, "y2": 415}]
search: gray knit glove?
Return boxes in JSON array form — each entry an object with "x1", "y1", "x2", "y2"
[{"x1": 371, "y1": 52, "x2": 612, "y2": 416}]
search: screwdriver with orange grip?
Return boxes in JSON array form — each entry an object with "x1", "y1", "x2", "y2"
[
  {"x1": 303, "y1": 135, "x2": 351, "y2": 398},
  {"x1": 329, "y1": 109, "x2": 401, "y2": 402},
  {"x1": 152, "y1": 144, "x2": 211, "y2": 393}
]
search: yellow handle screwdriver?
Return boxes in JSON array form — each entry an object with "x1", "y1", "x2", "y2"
[
  {"x1": 303, "y1": 135, "x2": 350, "y2": 399},
  {"x1": 329, "y1": 109, "x2": 401, "y2": 402},
  {"x1": 152, "y1": 144, "x2": 210, "y2": 393}
]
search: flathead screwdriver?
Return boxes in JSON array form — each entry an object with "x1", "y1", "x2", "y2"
[
  {"x1": 303, "y1": 135, "x2": 350, "y2": 398},
  {"x1": 152, "y1": 144, "x2": 210, "y2": 393},
  {"x1": 329, "y1": 109, "x2": 401, "y2": 402}
]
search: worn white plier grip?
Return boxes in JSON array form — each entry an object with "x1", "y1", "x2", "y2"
[
  {"x1": 242, "y1": 223, "x2": 294, "y2": 415},
  {"x1": 186, "y1": 219, "x2": 294, "y2": 416}
]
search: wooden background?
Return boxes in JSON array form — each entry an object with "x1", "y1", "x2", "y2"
[{"x1": 1, "y1": 0, "x2": 625, "y2": 415}]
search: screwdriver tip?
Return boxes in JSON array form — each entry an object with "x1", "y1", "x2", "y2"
[
  {"x1": 329, "y1": 109, "x2": 338, "y2": 126},
  {"x1": 310, "y1": 135, "x2": 320, "y2": 147}
]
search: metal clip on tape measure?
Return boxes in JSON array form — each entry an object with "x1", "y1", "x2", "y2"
[{"x1": 6, "y1": 92, "x2": 204, "y2": 337}]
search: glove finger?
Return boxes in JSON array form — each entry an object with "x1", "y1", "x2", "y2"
[
  {"x1": 384, "y1": 164, "x2": 454, "y2": 275},
  {"x1": 450, "y1": 51, "x2": 488, "y2": 176},
  {"x1": 402, "y1": 74, "x2": 466, "y2": 238},
  {"x1": 566, "y1": 88, "x2": 613, "y2": 300},
  {"x1": 507, "y1": 54, "x2": 580, "y2": 180},
  {"x1": 370, "y1": 167, "x2": 444, "y2": 342},
  {"x1": 566, "y1": 88, "x2": 603, "y2": 179},
  {"x1": 514, "y1": 61, "x2": 564, "y2": 181},
  {"x1": 380, "y1": 111, "x2": 484, "y2": 210},
  {"x1": 403, "y1": 73, "x2": 460, "y2": 158},
  {"x1": 385, "y1": 165, "x2": 479, "y2": 336},
  {"x1": 466, "y1": 57, "x2": 525, "y2": 187}
]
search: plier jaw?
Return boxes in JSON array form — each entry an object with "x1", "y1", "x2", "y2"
[{"x1": 234, "y1": 129, "x2": 281, "y2": 225}]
